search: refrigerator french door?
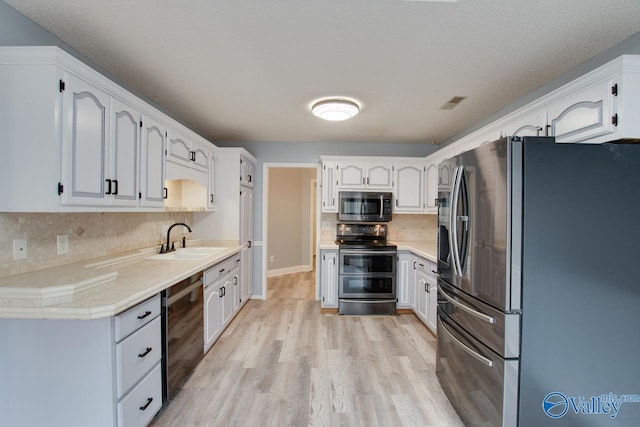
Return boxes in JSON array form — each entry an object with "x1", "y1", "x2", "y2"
[{"x1": 436, "y1": 136, "x2": 640, "y2": 426}]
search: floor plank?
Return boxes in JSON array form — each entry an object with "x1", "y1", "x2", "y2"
[{"x1": 150, "y1": 271, "x2": 463, "y2": 427}]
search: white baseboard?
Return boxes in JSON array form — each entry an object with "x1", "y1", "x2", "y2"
[{"x1": 267, "y1": 264, "x2": 313, "y2": 278}]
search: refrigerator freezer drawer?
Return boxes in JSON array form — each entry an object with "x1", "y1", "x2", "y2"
[
  {"x1": 437, "y1": 311, "x2": 519, "y2": 427},
  {"x1": 438, "y1": 279, "x2": 520, "y2": 358}
]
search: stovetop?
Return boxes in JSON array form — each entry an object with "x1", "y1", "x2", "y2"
[
  {"x1": 335, "y1": 239, "x2": 397, "y2": 249},
  {"x1": 335, "y1": 223, "x2": 396, "y2": 250}
]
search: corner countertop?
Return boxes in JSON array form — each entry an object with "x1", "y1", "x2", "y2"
[
  {"x1": 0, "y1": 240, "x2": 244, "y2": 320},
  {"x1": 392, "y1": 241, "x2": 437, "y2": 263},
  {"x1": 319, "y1": 239, "x2": 437, "y2": 263}
]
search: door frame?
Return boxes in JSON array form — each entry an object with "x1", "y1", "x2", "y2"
[{"x1": 262, "y1": 162, "x2": 322, "y2": 300}]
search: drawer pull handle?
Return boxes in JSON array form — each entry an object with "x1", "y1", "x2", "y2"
[
  {"x1": 138, "y1": 347, "x2": 153, "y2": 358},
  {"x1": 139, "y1": 397, "x2": 153, "y2": 411},
  {"x1": 137, "y1": 311, "x2": 152, "y2": 320}
]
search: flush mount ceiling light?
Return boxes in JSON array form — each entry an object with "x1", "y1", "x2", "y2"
[{"x1": 311, "y1": 99, "x2": 360, "y2": 121}]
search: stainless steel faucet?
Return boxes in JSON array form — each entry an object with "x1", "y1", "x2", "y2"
[{"x1": 162, "y1": 223, "x2": 192, "y2": 253}]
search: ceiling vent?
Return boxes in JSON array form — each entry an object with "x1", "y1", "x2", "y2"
[{"x1": 439, "y1": 96, "x2": 467, "y2": 110}]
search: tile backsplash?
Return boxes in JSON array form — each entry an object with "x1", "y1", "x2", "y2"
[
  {"x1": 320, "y1": 213, "x2": 437, "y2": 242},
  {"x1": 0, "y1": 212, "x2": 194, "y2": 278}
]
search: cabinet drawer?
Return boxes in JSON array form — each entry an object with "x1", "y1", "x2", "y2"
[
  {"x1": 117, "y1": 362, "x2": 162, "y2": 427},
  {"x1": 115, "y1": 294, "x2": 161, "y2": 342},
  {"x1": 116, "y1": 316, "x2": 162, "y2": 398},
  {"x1": 204, "y1": 257, "x2": 236, "y2": 286}
]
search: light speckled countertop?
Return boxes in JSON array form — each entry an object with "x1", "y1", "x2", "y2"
[
  {"x1": 319, "y1": 239, "x2": 437, "y2": 262},
  {"x1": 0, "y1": 240, "x2": 243, "y2": 320}
]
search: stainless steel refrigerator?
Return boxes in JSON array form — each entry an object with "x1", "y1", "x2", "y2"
[{"x1": 436, "y1": 136, "x2": 640, "y2": 427}]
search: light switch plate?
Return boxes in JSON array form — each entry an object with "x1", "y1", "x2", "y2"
[{"x1": 13, "y1": 239, "x2": 27, "y2": 260}]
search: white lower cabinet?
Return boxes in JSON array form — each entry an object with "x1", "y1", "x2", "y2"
[
  {"x1": 203, "y1": 253, "x2": 242, "y2": 353},
  {"x1": 397, "y1": 252, "x2": 437, "y2": 335},
  {"x1": 117, "y1": 363, "x2": 162, "y2": 427},
  {"x1": 0, "y1": 294, "x2": 162, "y2": 427},
  {"x1": 396, "y1": 251, "x2": 415, "y2": 309},
  {"x1": 320, "y1": 249, "x2": 338, "y2": 308}
]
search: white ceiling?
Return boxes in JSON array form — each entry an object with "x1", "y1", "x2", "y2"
[{"x1": 4, "y1": 0, "x2": 640, "y2": 144}]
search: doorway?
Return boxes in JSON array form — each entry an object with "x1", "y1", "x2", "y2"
[{"x1": 262, "y1": 163, "x2": 321, "y2": 299}]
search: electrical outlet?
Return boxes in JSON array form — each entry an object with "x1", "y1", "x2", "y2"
[
  {"x1": 13, "y1": 239, "x2": 27, "y2": 260},
  {"x1": 270, "y1": 255, "x2": 275, "y2": 263},
  {"x1": 57, "y1": 234, "x2": 69, "y2": 255},
  {"x1": 322, "y1": 221, "x2": 332, "y2": 230}
]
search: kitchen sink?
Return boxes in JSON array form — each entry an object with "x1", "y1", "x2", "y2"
[{"x1": 145, "y1": 247, "x2": 226, "y2": 261}]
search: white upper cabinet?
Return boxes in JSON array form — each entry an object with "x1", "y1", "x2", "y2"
[
  {"x1": 139, "y1": 116, "x2": 166, "y2": 208},
  {"x1": 321, "y1": 161, "x2": 338, "y2": 213},
  {"x1": 240, "y1": 155, "x2": 255, "y2": 188},
  {"x1": 424, "y1": 161, "x2": 439, "y2": 214},
  {"x1": 337, "y1": 160, "x2": 393, "y2": 190},
  {"x1": 501, "y1": 109, "x2": 547, "y2": 139},
  {"x1": 60, "y1": 73, "x2": 111, "y2": 206},
  {"x1": 0, "y1": 46, "x2": 216, "y2": 212},
  {"x1": 166, "y1": 130, "x2": 210, "y2": 173},
  {"x1": 207, "y1": 153, "x2": 217, "y2": 210},
  {"x1": 547, "y1": 78, "x2": 615, "y2": 143},
  {"x1": 394, "y1": 161, "x2": 424, "y2": 213}
]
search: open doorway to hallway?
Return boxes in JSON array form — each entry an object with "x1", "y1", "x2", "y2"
[{"x1": 263, "y1": 164, "x2": 320, "y2": 299}]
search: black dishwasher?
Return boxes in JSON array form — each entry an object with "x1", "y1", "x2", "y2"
[{"x1": 161, "y1": 272, "x2": 203, "y2": 402}]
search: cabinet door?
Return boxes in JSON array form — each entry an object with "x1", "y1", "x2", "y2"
[
  {"x1": 416, "y1": 270, "x2": 428, "y2": 323},
  {"x1": 220, "y1": 276, "x2": 234, "y2": 327},
  {"x1": 366, "y1": 161, "x2": 394, "y2": 190},
  {"x1": 547, "y1": 79, "x2": 616, "y2": 143},
  {"x1": 240, "y1": 156, "x2": 255, "y2": 188},
  {"x1": 321, "y1": 161, "x2": 338, "y2": 212},
  {"x1": 320, "y1": 250, "x2": 338, "y2": 308},
  {"x1": 240, "y1": 187, "x2": 254, "y2": 245},
  {"x1": 191, "y1": 143, "x2": 209, "y2": 173},
  {"x1": 337, "y1": 161, "x2": 366, "y2": 188},
  {"x1": 204, "y1": 285, "x2": 221, "y2": 352},
  {"x1": 396, "y1": 252, "x2": 414, "y2": 308},
  {"x1": 139, "y1": 116, "x2": 166, "y2": 208},
  {"x1": 501, "y1": 110, "x2": 546, "y2": 138},
  {"x1": 166, "y1": 130, "x2": 192, "y2": 167},
  {"x1": 241, "y1": 247, "x2": 252, "y2": 302},
  {"x1": 60, "y1": 73, "x2": 110, "y2": 206},
  {"x1": 232, "y1": 272, "x2": 240, "y2": 313},
  {"x1": 424, "y1": 162, "x2": 439, "y2": 213},
  {"x1": 207, "y1": 154, "x2": 216, "y2": 210},
  {"x1": 110, "y1": 98, "x2": 140, "y2": 207},
  {"x1": 427, "y1": 273, "x2": 438, "y2": 334},
  {"x1": 394, "y1": 163, "x2": 424, "y2": 213}
]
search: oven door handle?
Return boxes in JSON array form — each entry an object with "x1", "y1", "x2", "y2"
[
  {"x1": 339, "y1": 250, "x2": 397, "y2": 256},
  {"x1": 438, "y1": 315, "x2": 494, "y2": 368}
]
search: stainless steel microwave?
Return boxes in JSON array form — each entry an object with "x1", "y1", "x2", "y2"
[{"x1": 338, "y1": 191, "x2": 393, "y2": 222}]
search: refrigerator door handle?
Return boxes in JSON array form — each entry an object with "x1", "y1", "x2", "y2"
[
  {"x1": 450, "y1": 166, "x2": 464, "y2": 277},
  {"x1": 439, "y1": 316, "x2": 494, "y2": 368},
  {"x1": 440, "y1": 286, "x2": 496, "y2": 324}
]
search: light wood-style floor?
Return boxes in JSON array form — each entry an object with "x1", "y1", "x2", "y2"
[{"x1": 151, "y1": 271, "x2": 463, "y2": 427}]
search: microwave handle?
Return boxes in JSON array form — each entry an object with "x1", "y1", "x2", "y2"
[{"x1": 380, "y1": 195, "x2": 383, "y2": 219}]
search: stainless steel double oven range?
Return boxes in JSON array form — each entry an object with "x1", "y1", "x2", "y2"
[{"x1": 335, "y1": 223, "x2": 397, "y2": 315}]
